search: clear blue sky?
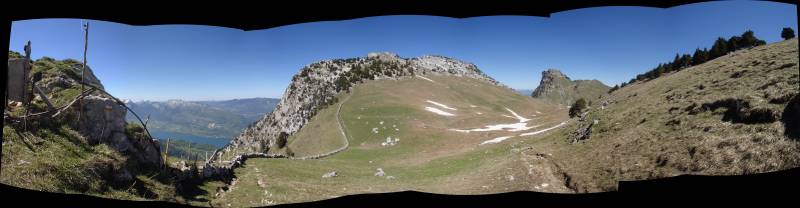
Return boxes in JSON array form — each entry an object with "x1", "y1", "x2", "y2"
[{"x1": 9, "y1": 1, "x2": 797, "y2": 101}]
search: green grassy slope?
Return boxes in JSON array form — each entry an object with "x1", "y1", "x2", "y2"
[
  {"x1": 2, "y1": 55, "x2": 179, "y2": 202},
  {"x1": 517, "y1": 38, "x2": 800, "y2": 192},
  {"x1": 205, "y1": 75, "x2": 570, "y2": 206}
]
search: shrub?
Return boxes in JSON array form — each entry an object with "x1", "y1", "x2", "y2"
[
  {"x1": 569, "y1": 98, "x2": 587, "y2": 118},
  {"x1": 782, "y1": 27, "x2": 796, "y2": 40},
  {"x1": 276, "y1": 132, "x2": 288, "y2": 148}
]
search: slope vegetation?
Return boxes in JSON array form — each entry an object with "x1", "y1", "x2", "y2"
[
  {"x1": 206, "y1": 75, "x2": 572, "y2": 206},
  {"x1": 517, "y1": 38, "x2": 800, "y2": 192}
]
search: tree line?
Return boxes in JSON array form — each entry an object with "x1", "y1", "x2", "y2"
[{"x1": 608, "y1": 28, "x2": 795, "y2": 93}]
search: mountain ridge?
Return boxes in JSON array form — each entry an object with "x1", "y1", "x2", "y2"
[
  {"x1": 126, "y1": 98, "x2": 279, "y2": 141},
  {"x1": 206, "y1": 52, "x2": 504, "y2": 169}
]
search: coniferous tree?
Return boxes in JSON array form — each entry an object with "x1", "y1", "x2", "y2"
[
  {"x1": 741, "y1": 30, "x2": 757, "y2": 47},
  {"x1": 710, "y1": 37, "x2": 729, "y2": 59},
  {"x1": 782, "y1": 27, "x2": 796, "y2": 40},
  {"x1": 727, "y1": 36, "x2": 742, "y2": 51},
  {"x1": 670, "y1": 54, "x2": 681, "y2": 72},
  {"x1": 692, "y1": 48, "x2": 709, "y2": 65},
  {"x1": 680, "y1": 54, "x2": 693, "y2": 69}
]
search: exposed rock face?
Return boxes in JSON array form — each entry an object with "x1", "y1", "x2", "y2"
[
  {"x1": 207, "y1": 52, "x2": 501, "y2": 169},
  {"x1": 532, "y1": 69, "x2": 610, "y2": 106},
  {"x1": 80, "y1": 95, "x2": 163, "y2": 168}
]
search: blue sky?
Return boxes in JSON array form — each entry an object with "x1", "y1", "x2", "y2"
[{"x1": 9, "y1": 1, "x2": 797, "y2": 101}]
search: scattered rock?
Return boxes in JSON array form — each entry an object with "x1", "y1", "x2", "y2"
[
  {"x1": 374, "y1": 168, "x2": 385, "y2": 177},
  {"x1": 322, "y1": 171, "x2": 338, "y2": 178},
  {"x1": 570, "y1": 121, "x2": 594, "y2": 143},
  {"x1": 17, "y1": 159, "x2": 30, "y2": 165}
]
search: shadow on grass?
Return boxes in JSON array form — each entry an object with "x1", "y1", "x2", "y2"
[{"x1": 782, "y1": 94, "x2": 799, "y2": 140}]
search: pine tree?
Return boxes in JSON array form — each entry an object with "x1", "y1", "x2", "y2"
[
  {"x1": 670, "y1": 53, "x2": 681, "y2": 72},
  {"x1": 692, "y1": 48, "x2": 709, "y2": 65},
  {"x1": 680, "y1": 54, "x2": 693, "y2": 69},
  {"x1": 740, "y1": 30, "x2": 760, "y2": 48},
  {"x1": 710, "y1": 37, "x2": 729, "y2": 59},
  {"x1": 730, "y1": 36, "x2": 744, "y2": 51}
]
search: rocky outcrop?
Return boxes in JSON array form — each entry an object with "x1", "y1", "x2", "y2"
[
  {"x1": 79, "y1": 93, "x2": 162, "y2": 168},
  {"x1": 206, "y1": 52, "x2": 501, "y2": 170},
  {"x1": 532, "y1": 69, "x2": 610, "y2": 106}
]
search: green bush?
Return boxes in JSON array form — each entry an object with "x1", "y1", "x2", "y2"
[
  {"x1": 782, "y1": 27, "x2": 796, "y2": 40},
  {"x1": 569, "y1": 98, "x2": 588, "y2": 118}
]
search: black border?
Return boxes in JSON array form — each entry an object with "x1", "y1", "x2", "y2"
[{"x1": 3, "y1": 0, "x2": 799, "y2": 207}]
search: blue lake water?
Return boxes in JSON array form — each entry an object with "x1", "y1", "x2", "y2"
[{"x1": 149, "y1": 130, "x2": 230, "y2": 148}]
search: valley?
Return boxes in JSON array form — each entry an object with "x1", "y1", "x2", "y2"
[{"x1": 200, "y1": 39, "x2": 799, "y2": 206}]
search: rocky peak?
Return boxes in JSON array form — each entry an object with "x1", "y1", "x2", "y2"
[
  {"x1": 367, "y1": 52, "x2": 402, "y2": 62},
  {"x1": 542, "y1": 69, "x2": 571, "y2": 81},
  {"x1": 532, "y1": 68, "x2": 610, "y2": 106},
  {"x1": 532, "y1": 68, "x2": 572, "y2": 98}
]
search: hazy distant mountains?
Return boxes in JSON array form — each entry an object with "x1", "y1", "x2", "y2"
[
  {"x1": 514, "y1": 89, "x2": 534, "y2": 96},
  {"x1": 125, "y1": 98, "x2": 279, "y2": 146}
]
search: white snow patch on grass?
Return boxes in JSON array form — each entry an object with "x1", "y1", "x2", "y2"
[
  {"x1": 426, "y1": 100, "x2": 457, "y2": 110},
  {"x1": 470, "y1": 105, "x2": 477, "y2": 108},
  {"x1": 425, "y1": 106, "x2": 455, "y2": 116},
  {"x1": 505, "y1": 108, "x2": 531, "y2": 122},
  {"x1": 416, "y1": 75, "x2": 435, "y2": 83},
  {"x1": 451, "y1": 107, "x2": 536, "y2": 133},
  {"x1": 451, "y1": 123, "x2": 540, "y2": 133},
  {"x1": 519, "y1": 121, "x2": 568, "y2": 136},
  {"x1": 480, "y1": 136, "x2": 514, "y2": 145}
]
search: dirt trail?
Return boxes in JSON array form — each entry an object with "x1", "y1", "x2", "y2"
[{"x1": 292, "y1": 93, "x2": 352, "y2": 160}]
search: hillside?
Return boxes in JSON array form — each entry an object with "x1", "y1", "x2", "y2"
[
  {"x1": 531, "y1": 69, "x2": 610, "y2": 106},
  {"x1": 516, "y1": 38, "x2": 800, "y2": 192},
  {"x1": 126, "y1": 98, "x2": 278, "y2": 145},
  {"x1": 205, "y1": 75, "x2": 570, "y2": 206},
  {"x1": 2, "y1": 55, "x2": 177, "y2": 201}
]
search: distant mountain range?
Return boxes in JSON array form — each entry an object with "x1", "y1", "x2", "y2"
[
  {"x1": 514, "y1": 89, "x2": 534, "y2": 96},
  {"x1": 125, "y1": 98, "x2": 279, "y2": 147}
]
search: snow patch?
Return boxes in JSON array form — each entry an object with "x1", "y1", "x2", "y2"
[
  {"x1": 416, "y1": 75, "x2": 435, "y2": 83},
  {"x1": 480, "y1": 136, "x2": 514, "y2": 145},
  {"x1": 425, "y1": 106, "x2": 455, "y2": 116},
  {"x1": 505, "y1": 108, "x2": 531, "y2": 122},
  {"x1": 426, "y1": 100, "x2": 457, "y2": 110},
  {"x1": 451, "y1": 107, "x2": 536, "y2": 133},
  {"x1": 519, "y1": 121, "x2": 568, "y2": 136}
]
